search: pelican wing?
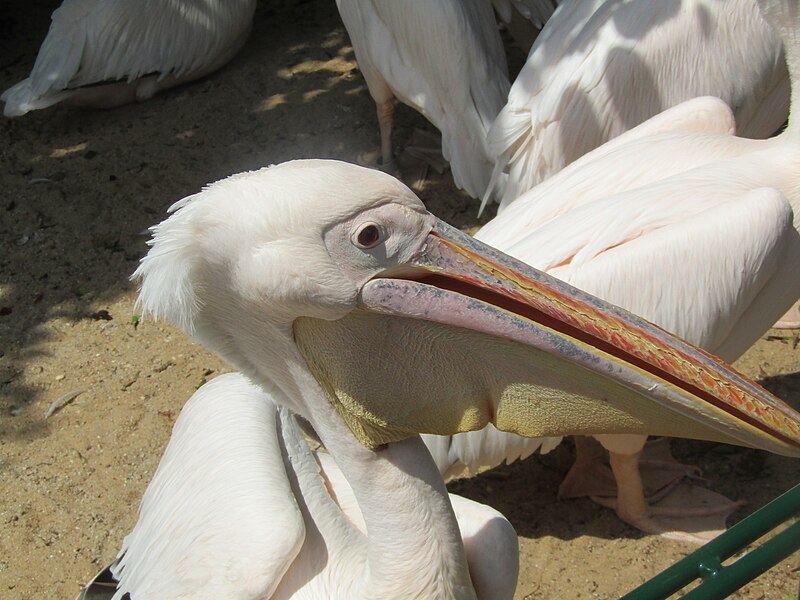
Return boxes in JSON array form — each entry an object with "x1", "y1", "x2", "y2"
[
  {"x1": 110, "y1": 374, "x2": 305, "y2": 599},
  {"x1": 362, "y1": 0, "x2": 508, "y2": 129},
  {"x1": 1, "y1": 0, "x2": 91, "y2": 115},
  {"x1": 481, "y1": 107, "x2": 755, "y2": 232},
  {"x1": 422, "y1": 424, "x2": 561, "y2": 482},
  {"x1": 505, "y1": 184, "x2": 799, "y2": 362},
  {"x1": 2, "y1": 0, "x2": 255, "y2": 116},
  {"x1": 488, "y1": 0, "x2": 786, "y2": 205}
]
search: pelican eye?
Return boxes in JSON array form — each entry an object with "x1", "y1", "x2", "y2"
[{"x1": 354, "y1": 223, "x2": 382, "y2": 249}]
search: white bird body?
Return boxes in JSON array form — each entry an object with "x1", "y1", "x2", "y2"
[
  {"x1": 481, "y1": 111, "x2": 800, "y2": 361},
  {"x1": 502, "y1": 166, "x2": 797, "y2": 362},
  {"x1": 111, "y1": 372, "x2": 518, "y2": 599},
  {"x1": 2, "y1": 0, "x2": 256, "y2": 117},
  {"x1": 336, "y1": 0, "x2": 510, "y2": 199},
  {"x1": 427, "y1": 0, "x2": 800, "y2": 509},
  {"x1": 489, "y1": 0, "x2": 788, "y2": 207}
]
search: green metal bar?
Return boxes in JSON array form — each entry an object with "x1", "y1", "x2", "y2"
[
  {"x1": 682, "y1": 519, "x2": 800, "y2": 599},
  {"x1": 622, "y1": 482, "x2": 800, "y2": 600}
]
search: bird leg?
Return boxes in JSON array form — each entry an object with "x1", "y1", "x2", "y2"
[
  {"x1": 558, "y1": 436, "x2": 619, "y2": 499},
  {"x1": 377, "y1": 97, "x2": 398, "y2": 173},
  {"x1": 560, "y1": 436, "x2": 693, "y2": 500},
  {"x1": 358, "y1": 97, "x2": 400, "y2": 175},
  {"x1": 560, "y1": 436, "x2": 743, "y2": 543},
  {"x1": 605, "y1": 447, "x2": 650, "y2": 526},
  {"x1": 370, "y1": 94, "x2": 447, "y2": 189},
  {"x1": 773, "y1": 299, "x2": 800, "y2": 329},
  {"x1": 600, "y1": 446, "x2": 744, "y2": 544},
  {"x1": 567, "y1": 435, "x2": 742, "y2": 544}
]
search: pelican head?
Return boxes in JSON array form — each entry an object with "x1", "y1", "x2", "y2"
[
  {"x1": 135, "y1": 159, "x2": 800, "y2": 455},
  {"x1": 135, "y1": 160, "x2": 435, "y2": 414}
]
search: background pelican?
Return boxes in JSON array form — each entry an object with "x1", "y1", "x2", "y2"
[
  {"x1": 77, "y1": 159, "x2": 800, "y2": 597},
  {"x1": 488, "y1": 0, "x2": 788, "y2": 208},
  {"x1": 335, "y1": 0, "x2": 510, "y2": 200},
  {"x1": 432, "y1": 0, "x2": 800, "y2": 541},
  {"x1": 2, "y1": 0, "x2": 256, "y2": 117}
]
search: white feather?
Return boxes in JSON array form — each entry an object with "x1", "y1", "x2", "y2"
[
  {"x1": 488, "y1": 0, "x2": 788, "y2": 207},
  {"x1": 111, "y1": 374, "x2": 305, "y2": 599},
  {"x1": 2, "y1": 0, "x2": 256, "y2": 116}
]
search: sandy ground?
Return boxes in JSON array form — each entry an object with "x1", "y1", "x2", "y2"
[{"x1": 1, "y1": 1, "x2": 799, "y2": 598}]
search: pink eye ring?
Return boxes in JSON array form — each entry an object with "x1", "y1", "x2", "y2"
[{"x1": 354, "y1": 223, "x2": 382, "y2": 249}]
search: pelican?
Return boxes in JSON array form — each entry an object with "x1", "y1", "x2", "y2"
[
  {"x1": 77, "y1": 160, "x2": 799, "y2": 597},
  {"x1": 487, "y1": 0, "x2": 788, "y2": 208},
  {"x1": 2, "y1": 0, "x2": 256, "y2": 117},
  {"x1": 431, "y1": 0, "x2": 800, "y2": 543},
  {"x1": 335, "y1": 0, "x2": 510, "y2": 200}
]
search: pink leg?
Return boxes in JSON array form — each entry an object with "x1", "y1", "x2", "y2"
[
  {"x1": 597, "y1": 445, "x2": 744, "y2": 544},
  {"x1": 376, "y1": 97, "x2": 397, "y2": 171},
  {"x1": 558, "y1": 436, "x2": 618, "y2": 499},
  {"x1": 773, "y1": 299, "x2": 800, "y2": 329},
  {"x1": 607, "y1": 449, "x2": 650, "y2": 526},
  {"x1": 562, "y1": 435, "x2": 743, "y2": 543}
]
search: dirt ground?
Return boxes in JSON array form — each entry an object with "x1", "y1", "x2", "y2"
[{"x1": 1, "y1": 1, "x2": 799, "y2": 598}]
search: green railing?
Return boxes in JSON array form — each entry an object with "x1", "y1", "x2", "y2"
[{"x1": 622, "y1": 482, "x2": 800, "y2": 600}]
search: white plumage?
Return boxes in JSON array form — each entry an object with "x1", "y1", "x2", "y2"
[
  {"x1": 424, "y1": 423, "x2": 562, "y2": 483},
  {"x1": 2, "y1": 0, "x2": 256, "y2": 117},
  {"x1": 104, "y1": 373, "x2": 517, "y2": 599},
  {"x1": 336, "y1": 0, "x2": 510, "y2": 200},
  {"x1": 427, "y1": 0, "x2": 800, "y2": 537},
  {"x1": 487, "y1": 0, "x2": 788, "y2": 208}
]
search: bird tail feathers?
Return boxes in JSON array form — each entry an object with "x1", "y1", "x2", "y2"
[
  {"x1": 485, "y1": 104, "x2": 541, "y2": 208},
  {"x1": 441, "y1": 121, "x2": 496, "y2": 203},
  {"x1": 1, "y1": 79, "x2": 75, "y2": 117}
]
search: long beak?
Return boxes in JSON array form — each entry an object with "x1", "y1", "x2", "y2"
[{"x1": 295, "y1": 218, "x2": 800, "y2": 454}]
